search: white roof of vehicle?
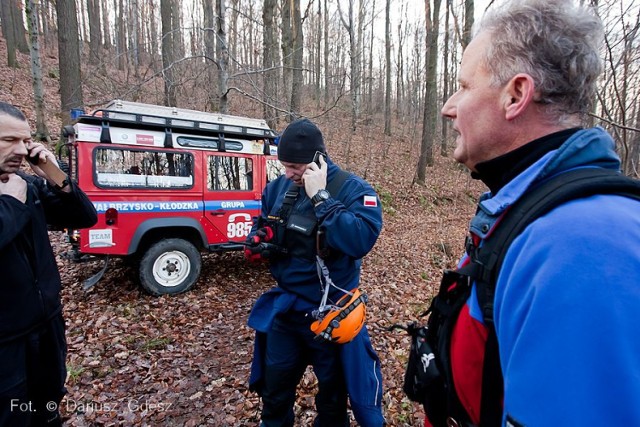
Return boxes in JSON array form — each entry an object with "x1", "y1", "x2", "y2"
[{"x1": 104, "y1": 99, "x2": 271, "y2": 130}]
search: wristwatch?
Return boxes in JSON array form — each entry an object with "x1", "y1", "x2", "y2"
[
  {"x1": 53, "y1": 176, "x2": 70, "y2": 191},
  {"x1": 311, "y1": 189, "x2": 330, "y2": 206}
]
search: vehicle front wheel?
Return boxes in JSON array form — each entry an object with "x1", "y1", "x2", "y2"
[{"x1": 139, "y1": 238, "x2": 201, "y2": 296}]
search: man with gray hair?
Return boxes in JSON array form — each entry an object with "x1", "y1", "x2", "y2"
[{"x1": 423, "y1": 0, "x2": 640, "y2": 426}]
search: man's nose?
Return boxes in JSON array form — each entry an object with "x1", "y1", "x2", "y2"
[{"x1": 16, "y1": 141, "x2": 29, "y2": 155}]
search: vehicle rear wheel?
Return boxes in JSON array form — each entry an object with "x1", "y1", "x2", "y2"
[{"x1": 139, "y1": 238, "x2": 201, "y2": 296}]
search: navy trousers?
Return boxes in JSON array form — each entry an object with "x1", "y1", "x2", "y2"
[
  {"x1": 0, "y1": 314, "x2": 66, "y2": 427},
  {"x1": 260, "y1": 312, "x2": 349, "y2": 427}
]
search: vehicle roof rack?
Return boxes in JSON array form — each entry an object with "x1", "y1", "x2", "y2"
[{"x1": 77, "y1": 99, "x2": 276, "y2": 140}]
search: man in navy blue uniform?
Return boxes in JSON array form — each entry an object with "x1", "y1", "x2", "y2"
[
  {"x1": 0, "y1": 102, "x2": 97, "y2": 426},
  {"x1": 246, "y1": 118, "x2": 385, "y2": 426}
]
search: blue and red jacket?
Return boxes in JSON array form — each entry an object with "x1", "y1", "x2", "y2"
[{"x1": 435, "y1": 127, "x2": 640, "y2": 426}]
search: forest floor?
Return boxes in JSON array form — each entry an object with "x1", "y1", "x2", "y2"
[{"x1": 0, "y1": 41, "x2": 485, "y2": 426}]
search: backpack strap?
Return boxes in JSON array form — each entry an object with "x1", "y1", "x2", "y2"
[
  {"x1": 326, "y1": 168, "x2": 350, "y2": 197},
  {"x1": 472, "y1": 168, "x2": 640, "y2": 295},
  {"x1": 467, "y1": 167, "x2": 640, "y2": 426}
]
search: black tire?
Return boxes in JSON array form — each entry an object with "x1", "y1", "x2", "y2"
[{"x1": 138, "y1": 238, "x2": 201, "y2": 296}]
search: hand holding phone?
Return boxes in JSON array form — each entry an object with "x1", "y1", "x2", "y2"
[{"x1": 26, "y1": 143, "x2": 69, "y2": 190}]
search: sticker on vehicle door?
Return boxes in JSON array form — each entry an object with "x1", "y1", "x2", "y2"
[{"x1": 227, "y1": 213, "x2": 253, "y2": 238}]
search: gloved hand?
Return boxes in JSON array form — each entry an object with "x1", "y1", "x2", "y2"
[
  {"x1": 252, "y1": 226, "x2": 274, "y2": 244},
  {"x1": 244, "y1": 242, "x2": 283, "y2": 262},
  {"x1": 244, "y1": 226, "x2": 276, "y2": 262}
]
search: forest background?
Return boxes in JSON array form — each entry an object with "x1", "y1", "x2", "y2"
[{"x1": 0, "y1": 0, "x2": 639, "y2": 425}]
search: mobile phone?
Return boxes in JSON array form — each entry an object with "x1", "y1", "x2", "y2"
[
  {"x1": 27, "y1": 148, "x2": 40, "y2": 165},
  {"x1": 312, "y1": 151, "x2": 326, "y2": 167}
]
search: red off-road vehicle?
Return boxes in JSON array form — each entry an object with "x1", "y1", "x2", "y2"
[{"x1": 61, "y1": 100, "x2": 284, "y2": 295}]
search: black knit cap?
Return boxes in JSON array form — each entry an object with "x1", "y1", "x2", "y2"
[{"x1": 277, "y1": 118, "x2": 326, "y2": 164}]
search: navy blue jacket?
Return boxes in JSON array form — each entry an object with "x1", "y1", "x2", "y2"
[
  {"x1": 248, "y1": 158, "x2": 385, "y2": 426},
  {"x1": 0, "y1": 173, "x2": 97, "y2": 342},
  {"x1": 256, "y1": 159, "x2": 383, "y2": 310}
]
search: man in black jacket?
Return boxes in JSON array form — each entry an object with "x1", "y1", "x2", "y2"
[{"x1": 0, "y1": 102, "x2": 97, "y2": 426}]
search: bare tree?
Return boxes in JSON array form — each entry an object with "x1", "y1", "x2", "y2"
[
  {"x1": 161, "y1": 0, "x2": 177, "y2": 106},
  {"x1": 463, "y1": 0, "x2": 474, "y2": 48},
  {"x1": 337, "y1": 0, "x2": 363, "y2": 131},
  {"x1": 116, "y1": 0, "x2": 127, "y2": 70},
  {"x1": 203, "y1": 0, "x2": 218, "y2": 111},
  {"x1": 1, "y1": 0, "x2": 18, "y2": 67},
  {"x1": 11, "y1": 0, "x2": 30, "y2": 54},
  {"x1": 282, "y1": 0, "x2": 293, "y2": 112},
  {"x1": 416, "y1": 0, "x2": 442, "y2": 184},
  {"x1": 25, "y1": 0, "x2": 49, "y2": 142},
  {"x1": 384, "y1": 0, "x2": 391, "y2": 135},
  {"x1": 216, "y1": 0, "x2": 229, "y2": 113},
  {"x1": 56, "y1": 0, "x2": 84, "y2": 125},
  {"x1": 441, "y1": 0, "x2": 452, "y2": 156},
  {"x1": 102, "y1": 0, "x2": 112, "y2": 49},
  {"x1": 87, "y1": 0, "x2": 102, "y2": 63},
  {"x1": 323, "y1": 0, "x2": 330, "y2": 106},
  {"x1": 289, "y1": 0, "x2": 303, "y2": 119},
  {"x1": 262, "y1": 0, "x2": 279, "y2": 128}
]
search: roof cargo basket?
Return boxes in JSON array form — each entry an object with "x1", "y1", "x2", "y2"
[{"x1": 77, "y1": 100, "x2": 277, "y2": 141}]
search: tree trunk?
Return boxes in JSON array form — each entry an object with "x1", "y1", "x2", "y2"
[
  {"x1": 416, "y1": 0, "x2": 442, "y2": 184},
  {"x1": 384, "y1": 0, "x2": 391, "y2": 135},
  {"x1": 203, "y1": 0, "x2": 217, "y2": 111},
  {"x1": 56, "y1": 0, "x2": 84, "y2": 125},
  {"x1": 216, "y1": 0, "x2": 229, "y2": 113},
  {"x1": 149, "y1": 0, "x2": 158, "y2": 70},
  {"x1": 262, "y1": 0, "x2": 278, "y2": 129},
  {"x1": 102, "y1": 0, "x2": 111, "y2": 49},
  {"x1": 25, "y1": 0, "x2": 49, "y2": 142},
  {"x1": 229, "y1": 0, "x2": 239, "y2": 72},
  {"x1": 337, "y1": 0, "x2": 360, "y2": 131},
  {"x1": 116, "y1": 0, "x2": 127, "y2": 70},
  {"x1": 463, "y1": 0, "x2": 474, "y2": 48},
  {"x1": 1, "y1": 0, "x2": 18, "y2": 68},
  {"x1": 161, "y1": 0, "x2": 177, "y2": 107},
  {"x1": 12, "y1": 0, "x2": 30, "y2": 54},
  {"x1": 323, "y1": 0, "x2": 330, "y2": 106},
  {"x1": 367, "y1": 0, "x2": 375, "y2": 114},
  {"x1": 289, "y1": 0, "x2": 303, "y2": 119},
  {"x1": 314, "y1": 0, "x2": 322, "y2": 105},
  {"x1": 395, "y1": 9, "x2": 405, "y2": 121},
  {"x1": 87, "y1": 0, "x2": 102, "y2": 63},
  {"x1": 441, "y1": 0, "x2": 451, "y2": 156},
  {"x1": 281, "y1": 0, "x2": 293, "y2": 116}
]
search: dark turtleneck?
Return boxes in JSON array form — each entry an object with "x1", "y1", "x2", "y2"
[{"x1": 472, "y1": 128, "x2": 581, "y2": 195}]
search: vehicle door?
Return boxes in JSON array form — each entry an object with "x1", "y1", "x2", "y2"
[{"x1": 201, "y1": 150, "x2": 261, "y2": 244}]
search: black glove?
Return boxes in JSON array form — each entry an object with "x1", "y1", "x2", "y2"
[
  {"x1": 244, "y1": 226, "x2": 282, "y2": 262},
  {"x1": 244, "y1": 242, "x2": 285, "y2": 262}
]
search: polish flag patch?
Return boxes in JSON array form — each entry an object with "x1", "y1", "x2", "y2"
[{"x1": 363, "y1": 195, "x2": 378, "y2": 207}]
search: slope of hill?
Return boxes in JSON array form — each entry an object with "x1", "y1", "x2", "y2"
[{"x1": 0, "y1": 39, "x2": 484, "y2": 426}]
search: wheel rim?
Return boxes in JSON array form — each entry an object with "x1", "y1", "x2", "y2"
[{"x1": 152, "y1": 250, "x2": 191, "y2": 288}]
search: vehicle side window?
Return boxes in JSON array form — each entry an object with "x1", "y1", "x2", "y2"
[
  {"x1": 207, "y1": 155, "x2": 253, "y2": 191},
  {"x1": 94, "y1": 147, "x2": 194, "y2": 189},
  {"x1": 266, "y1": 159, "x2": 285, "y2": 183}
]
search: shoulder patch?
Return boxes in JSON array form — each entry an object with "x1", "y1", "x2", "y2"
[{"x1": 363, "y1": 195, "x2": 378, "y2": 207}]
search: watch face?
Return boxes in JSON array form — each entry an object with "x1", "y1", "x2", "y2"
[{"x1": 313, "y1": 190, "x2": 330, "y2": 204}]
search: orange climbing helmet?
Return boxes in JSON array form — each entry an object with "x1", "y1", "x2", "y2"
[{"x1": 310, "y1": 289, "x2": 368, "y2": 344}]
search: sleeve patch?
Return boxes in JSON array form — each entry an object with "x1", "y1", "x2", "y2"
[{"x1": 363, "y1": 195, "x2": 378, "y2": 207}]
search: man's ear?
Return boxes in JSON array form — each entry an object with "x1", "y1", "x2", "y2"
[{"x1": 504, "y1": 73, "x2": 535, "y2": 120}]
